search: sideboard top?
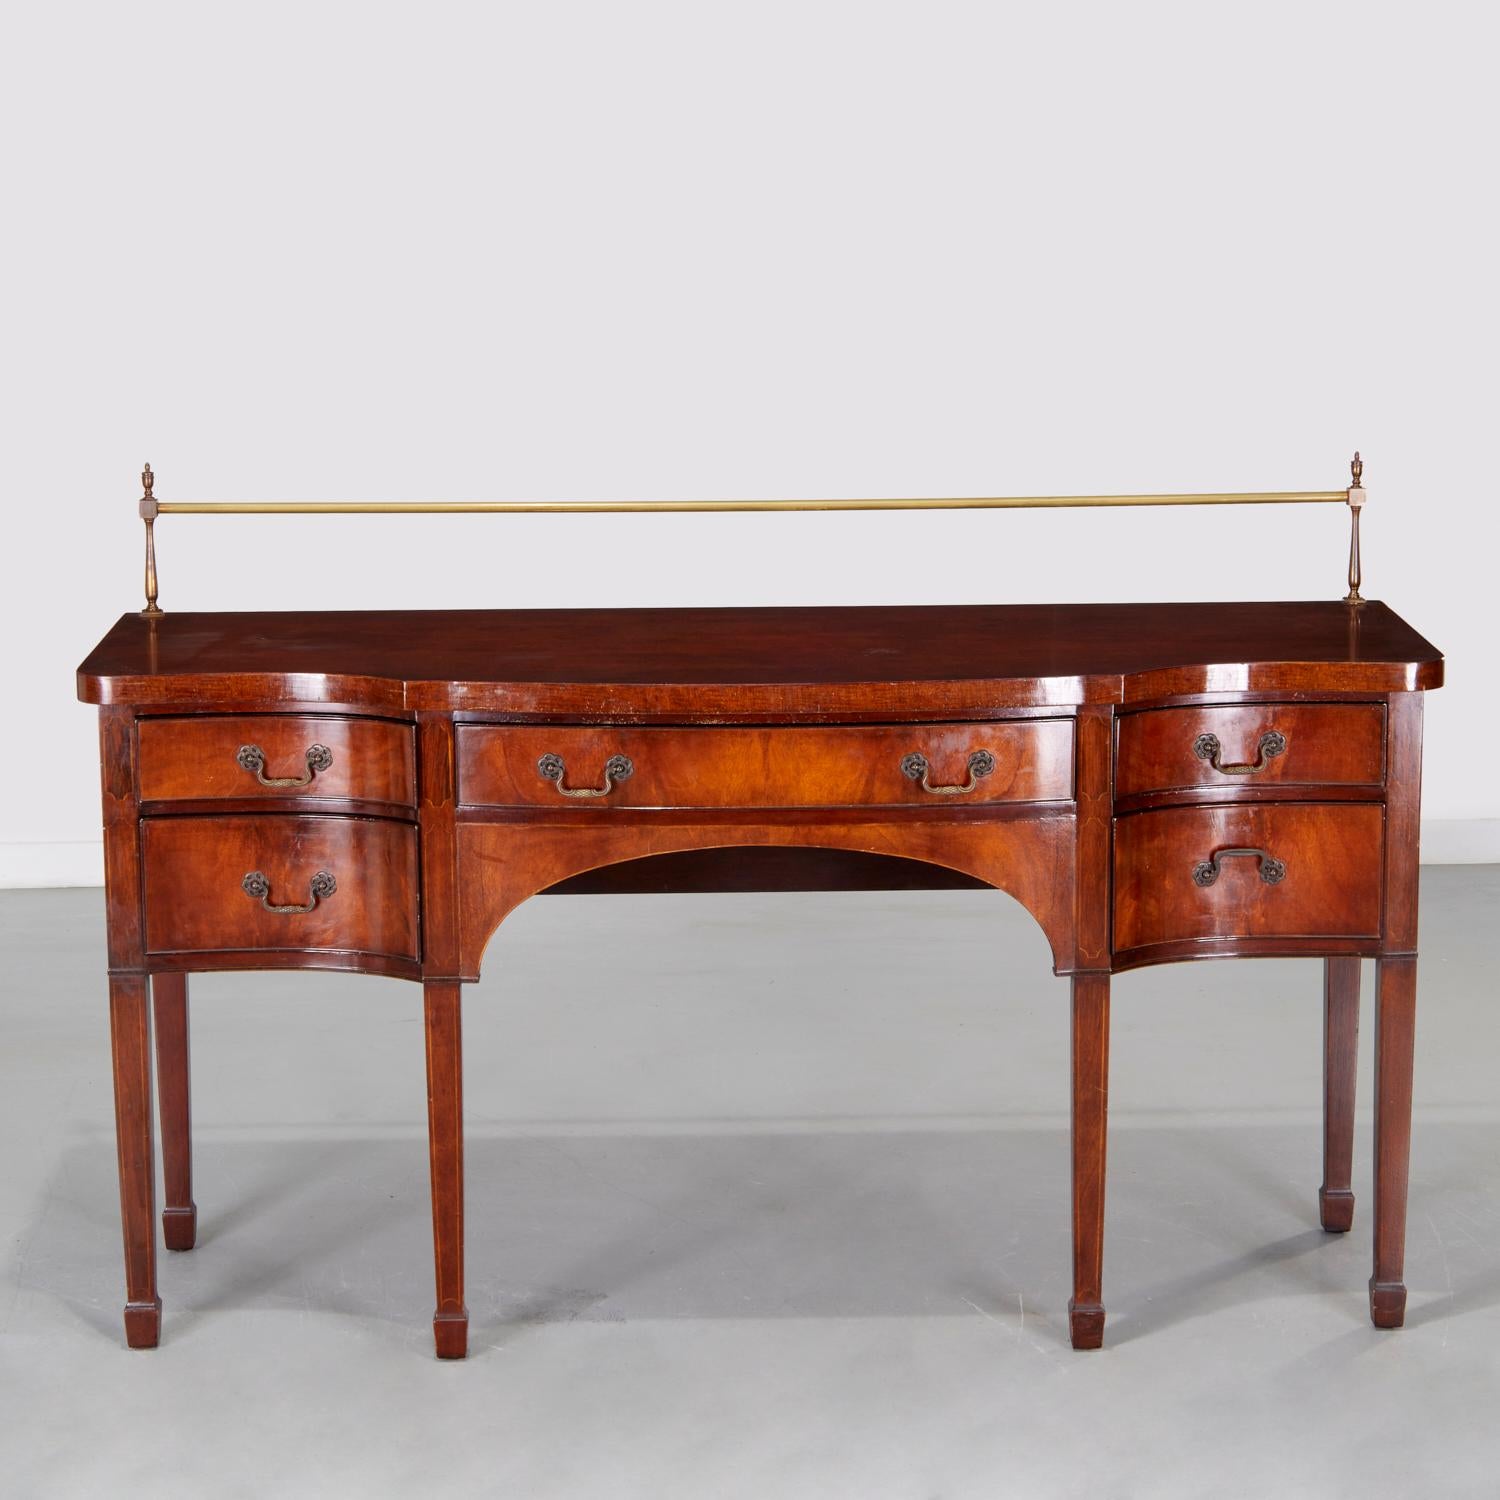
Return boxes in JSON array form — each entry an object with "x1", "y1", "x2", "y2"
[{"x1": 78, "y1": 602, "x2": 1443, "y2": 718}]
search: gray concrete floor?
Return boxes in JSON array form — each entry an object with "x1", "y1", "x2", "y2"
[{"x1": 2, "y1": 871, "x2": 1498, "y2": 1499}]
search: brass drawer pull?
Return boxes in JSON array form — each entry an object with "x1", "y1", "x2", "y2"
[
  {"x1": 241, "y1": 869, "x2": 338, "y2": 913},
  {"x1": 1192, "y1": 848, "x2": 1286, "y2": 887},
  {"x1": 901, "y1": 749, "x2": 996, "y2": 795},
  {"x1": 537, "y1": 752, "x2": 634, "y2": 798},
  {"x1": 237, "y1": 742, "x2": 333, "y2": 787},
  {"x1": 1193, "y1": 730, "x2": 1286, "y2": 776}
]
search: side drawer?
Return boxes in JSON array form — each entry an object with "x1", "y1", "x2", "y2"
[
  {"x1": 1115, "y1": 703, "x2": 1384, "y2": 797},
  {"x1": 456, "y1": 721, "x2": 1075, "y2": 809},
  {"x1": 1113, "y1": 803, "x2": 1383, "y2": 952},
  {"x1": 138, "y1": 716, "x2": 416, "y2": 808},
  {"x1": 143, "y1": 815, "x2": 419, "y2": 960}
]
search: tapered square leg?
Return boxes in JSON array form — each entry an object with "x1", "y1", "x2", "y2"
[
  {"x1": 424, "y1": 981, "x2": 467, "y2": 1358},
  {"x1": 109, "y1": 975, "x2": 161, "y2": 1348},
  {"x1": 153, "y1": 972, "x2": 197, "y2": 1251},
  {"x1": 1370, "y1": 956, "x2": 1416, "y2": 1328},
  {"x1": 1069, "y1": 972, "x2": 1110, "y2": 1350},
  {"x1": 1319, "y1": 957, "x2": 1360, "y2": 1233}
]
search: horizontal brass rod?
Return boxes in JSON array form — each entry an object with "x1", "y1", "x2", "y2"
[{"x1": 156, "y1": 490, "x2": 1347, "y2": 515}]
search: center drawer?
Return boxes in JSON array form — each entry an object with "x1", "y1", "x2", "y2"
[
  {"x1": 142, "y1": 816, "x2": 419, "y2": 961},
  {"x1": 456, "y1": 721, "x2": 1074, "y2": 809}
]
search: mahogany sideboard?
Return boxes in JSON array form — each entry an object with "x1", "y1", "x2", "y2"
[{"x1": 77, "y1": 600, "x2": 1443, "y2": 1356}]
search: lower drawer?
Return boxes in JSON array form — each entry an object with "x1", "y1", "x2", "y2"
[
  {"x1": 142, "y1": 816, "x2": 419, "y2": 961},
  {"x1": 1113, "y1": 803, "x2": 1383, "y2": 952}
]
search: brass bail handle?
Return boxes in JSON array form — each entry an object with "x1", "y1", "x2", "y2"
[
  {"x1": 237, "y1": 743, "x2": 334, "y2": 787},
  {"x1": 1192, "y1": 848, "x2": 1286, "y2": 887},
  {"x1": 902, "y1": 749, "x2": 996, "y2": 795},
  {"x1": 1193, "y1": 731, "x2": 1286, "y2": 776},
  {"x1": 242, "y1": 870, "x2": 338, "y2": 913},
  {"x1": 537, "y1": 752, "x2": 634, "y2": 798}
]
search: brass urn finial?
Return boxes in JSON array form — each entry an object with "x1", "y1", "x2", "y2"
[
  {"x1": 139, "y1": 462, "x2": 162, "y2": 615},
  {"x1": 1343, "y1": 451, "x2": 1365, "y2": 605}
]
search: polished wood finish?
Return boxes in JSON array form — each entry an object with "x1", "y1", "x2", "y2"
[
  {"x1": 1069, "y1": 974, "x2": 1109, "y2": 1351},
  {"x1": 457, "y1": 809, "x2": 1077, "y2": 978},
  {"x1": 79, "y1": 601, "x2": 1442, "y2": 1354},
  {"x1": 98, "y1": 707, "x2": 161, "y2": 1347},
  {"x1": 424, "y1": 981, "x2": 467, "y2": 1358},
  {"x1": 1319, "y1": 957, "x2": 1361, "y2": 1234},
  {"x1": 1370, "y1": 690, "x2": 1425, "y2": 1326},
  {"x1": 1072, "y1": 705, "x2": 1113, "y2": 973},
  {"x1": 1371, "y1": 956, "x2": 1417, "y2": 1327},
  {"x1": 1113, "y1": 803, "x2": 1383, "y2": 954},
  {"x1": 141, "y1": 816, "x2": 419, "y2": 962},
  {"x1": 152, "y1": 972, "x2": 196, "y2": 1251},
  {"x1": 457, "y1": 720, "x2": 1073, "y2": 809},
  {"x1": 109, "y1": 974, "x2": 160, "y2": 1348},
  {"x1": 78, "y1": 602, "x2": 1442, "y2": 716},
  {"x1": 543, "y1": 846, "x2": 991, "y2": 895},
  {"x1": 138, "y1": 714, "x2": 415, "y2": 808},
  {"x1": 99, "y1": 707, "x2": 146, "y2": 970},
  {"x1": 1067, "y1": 704, "x2": 1113, "y2": 1349},
  {"x1": 1381, "y1": 691, "x2": 1425, "y2": 956},
  {"x1": 1115, "y1": 702, "x2": 1385, "y2": 797},
  {"x1": 416, "y1": 715, "x2": 468, "y2": 1353}
]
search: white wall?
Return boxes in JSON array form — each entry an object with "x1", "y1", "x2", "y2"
[{"x1": 3, "y1": 2, "x2": 1496, "y2": 886}]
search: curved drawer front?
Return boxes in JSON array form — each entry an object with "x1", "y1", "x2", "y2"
[
  {"x1": 1115, "y1": 703, "x2": 1384, "y2": 797},
  {"x1": 143, "y1": 816, "x2": 419, "y2": 960},
  {"x1": 138, "y1": 716, "x2": 416, "y2": 807},
  {"x1": 1114, "y1": 803, "x2": 1383, "y2": 951},
  {"x1": 457, "y1": 720, "x2": 1074, "y2": 809}
]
